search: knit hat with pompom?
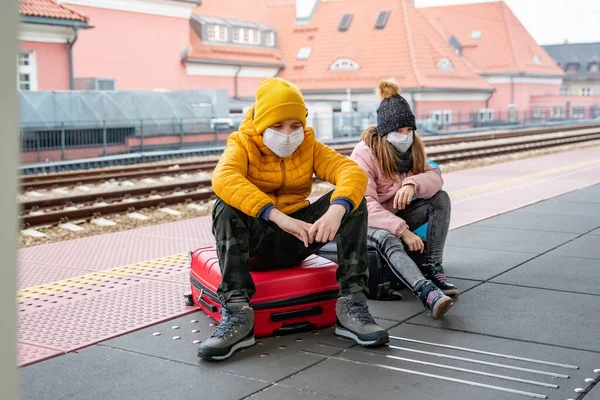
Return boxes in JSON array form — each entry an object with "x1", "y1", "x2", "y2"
[{"x1": 376, "y1": 78, "x2": 416, "y2": 136}]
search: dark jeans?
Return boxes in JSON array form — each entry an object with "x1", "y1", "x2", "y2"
[
  {"x1": 366, "y1": 190, "x2": 451, "y2": 291},
  {"x1": 212, "y1": 191, "x2": 370, "y2": 302}
]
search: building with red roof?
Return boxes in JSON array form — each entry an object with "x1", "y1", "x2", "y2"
[
  {"x1": 18, "y1": 0, "x2": 91, "y2": 90},
  {"x1": 420, "y1": 1, "x2": 565, "y2": 112}
]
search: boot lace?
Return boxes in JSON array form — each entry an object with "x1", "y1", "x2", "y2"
[
  {"x1": 347, "y1": 299, "x2": 377, "y2": 326},
  {"x1": 210, "y1": 307, "x2": 249, "y2": 339}
]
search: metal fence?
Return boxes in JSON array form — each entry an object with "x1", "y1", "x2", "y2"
[{"x1": 20, "y1": 105, "x2": 600, "y2": 163}]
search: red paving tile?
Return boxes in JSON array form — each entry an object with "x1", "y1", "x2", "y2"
[
  {"x1": 17, "y1": 342, "x2": 63, "y2": 367},
  {"x1": 17, "y1": 262, "x2": 91, "y2": 290}
]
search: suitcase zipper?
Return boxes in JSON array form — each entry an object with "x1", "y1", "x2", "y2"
[{"x1": 191, "y1": 275, "x2": 338, "y2": 310}]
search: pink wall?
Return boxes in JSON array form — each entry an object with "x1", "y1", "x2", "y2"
[
  {"x1": 415, "y1": 100, "x2": 488, "y2": 119},
  {"x1": 67, "y1": 5, "x2": 267, "y2": 97},
  {"x1": 20, "y1": 41, "x2": 70, "y2": 90},
  {"x1": 488, "y1": 82, "x2": 561, "y2": 111}
]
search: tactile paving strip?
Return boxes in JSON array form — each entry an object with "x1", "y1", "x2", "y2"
[
  {"x1": 18, "y1": 342, "x2": 63, "y2": 367},
  {"x1": 17, "y1": 253, "x2": 189, "y2": 301},
  {"x1": 17, "y1": 261, "x2": 91, "y2": 290},
  {"x1": 18, "y1": 279, "x2": 195, "y2": 353}
]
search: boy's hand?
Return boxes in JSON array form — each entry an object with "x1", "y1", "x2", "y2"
[
  {"x1": 269, "y1": 209, "x2": 312, "y2": 247},
  {"x1": 308, "y1": 204, "x2": 346, "y2": 244}
]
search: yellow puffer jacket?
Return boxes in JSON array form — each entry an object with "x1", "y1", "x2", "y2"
[{"x1": 212, "y1": 107, "x2": 368, "y2": 217}]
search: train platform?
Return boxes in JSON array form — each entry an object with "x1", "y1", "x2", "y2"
[{"x1": 18, "y1": 146, "x2": 600, "y2": 400}]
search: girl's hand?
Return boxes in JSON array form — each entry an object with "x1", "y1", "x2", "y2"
[
  {"x1": 308, "y1": 204, "x2": 345, "y2": 244},
  {"x1": 400, "y1": 229, "x2": 424, "y2": 253},
  {"x1": 394, "y1": 184, "x2": 415, "y2": 210}
]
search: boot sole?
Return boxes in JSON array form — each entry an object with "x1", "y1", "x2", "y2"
[
  {"x1": 432, "y1": 296, "x2": 453, "y2": 319},
  {"x1": 198, "y1": 336, "x2": 256, "y2": 361},
  {"x1": 442, "y1": 288, "x2": 459, "y2": 297},
  {"x1": 334, "y1": 326, "x2": 390, "y2": 347}
]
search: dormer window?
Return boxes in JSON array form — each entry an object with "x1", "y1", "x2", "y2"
[
  {"x1": 565, "y1": 61, "x2": 580, "y2": 74},
  {"x1": 265, "y1": 31, "x2": 276, "y2": 47},
  {"x1": 207, "y1": 24, "x2": 228, "y2": 42},
  {"x1": 437, "y1": 57, "x2": 454, "y2": 71},
  {"x1": 589, "y1": 57, "x2": 600, "y2": 73},
  {"x1": 233, "y1": 27, "x2": 261, "y2": 45},
  {"x1": 330, "y1": 58, "x2": 359, "y2": 71}
]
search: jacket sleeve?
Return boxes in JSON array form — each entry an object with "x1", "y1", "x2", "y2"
[
  {"x1": 211, "y1": 135, "x2": 273, "y2": 217},
  {"x1": 313, "y1": 140, "x2": 367, "y2": 211},
  {"x1": 351, "y1": 149, "x2": 408, "y2": 236},
  {"x1": 401, "y1": 162, "x2": 444, "y2": 199}
]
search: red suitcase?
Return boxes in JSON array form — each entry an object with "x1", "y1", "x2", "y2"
[{"x1": 189, "y1": 246, "x2": 340, "y2": 338}]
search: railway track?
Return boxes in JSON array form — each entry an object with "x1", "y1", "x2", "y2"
[
  {"x1": 19, "y1": 125, "x2": 600, "y2": 229},
  {"x1": 20, "y1": 123, "x2": 598, "y2": 192}
]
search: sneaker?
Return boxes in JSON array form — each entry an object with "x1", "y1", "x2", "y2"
[
  {"x1": 417, "y1": 281, "x2": 453, "y2": 319},
  {"x1": 425, "y1": 265, "x2": 459, "y2": 296},
  {"x1": 335, "y1": 292, "x2": 389, "y2": 347},
  {"x1": 197, "y1": 303, "x2": 255, "y2": 361}
]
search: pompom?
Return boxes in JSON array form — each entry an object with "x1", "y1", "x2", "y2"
[{"x1": 376, "y1": 78, "x2": 400, "y2": 100}]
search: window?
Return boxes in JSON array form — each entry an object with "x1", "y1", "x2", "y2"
[
  {"x1": 590, "y1": 63, "x2": 600, "y2": 73},
  {"x1": 552, "y1": 108, "x2": 565, "y2": 118},
  {"x1": 566, "y1": 62, "x2": 580, "y2": 74},
  {"x1": 532, "y1": 108, "x2": 546, "y2": 119},
  {"x1": 265, "y1": 31, "x2": 275, "y2": 47},
  {"x1": 297, "y1": 47, "x2": 312, "y2": 60},
  {"x1": 17, "y1": 51, "x2": 37, "y2": 91},
  {"x1": 437, "y1": 57, "x2": 454, "y2": 71},
  {"x1": 471, "y1": 30, "x2": 482, "y2": 40},
  {"x1": 580, "y1": 88, "x2": 593, "y2": 96},
  {"x1": 250, "y1": 29, "x2": 260, "y2": 45},
  {"x1": 330, "y1": 58, "x2": 359, "y2": 71},
  {"x1": 477, "y1": 108, "x2": 494, "y2": 122},
  {"x1": 207, "y1": 24, "x2": 228, "y2": 42},
  {"x1": 339, "y1": 14, "x2": 353, "y2": 32},
  {"x1": 375, "y1": 11, "x2": 390, "y2": 30},
  {"x1": 233, "y1": 27, "x2": 260, "y2": 45},
  {"x1": 233, "y1": 27, "x2": 243, "y2": 43},
  {"x1": 533, "y1": 55, "x2": 542, "y2": 65},
  {"x1": 560, "y1": 87, "x2": 569, "y2": 96},
  {"x1": 430, "y1": 110, "x2": 452, "y2": 126},
  {"x1": 571, "y1": 108, "x2": 585, "y2": 119}
]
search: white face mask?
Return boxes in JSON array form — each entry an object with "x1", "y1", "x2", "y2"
[
  {"x1": 386, "y1": 131, "x2": 413, "y2": 153},
  {"x1": 263, "y1": 127, "x2": 304, "y2": 158}
]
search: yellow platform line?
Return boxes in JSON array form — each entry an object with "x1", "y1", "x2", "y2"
[
  {"x1": 17, "y1": 253, "x2": 188, "y2": 300},
  {"x1": 17, "y1": 155, "x2": 600, "y2": 299},
  {"x1": 448, "y1": 158, "x2": 600, "y2": 200}
]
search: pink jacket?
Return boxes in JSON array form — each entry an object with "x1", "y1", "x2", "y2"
[{"x1": 350, "y1": 141, "x2": 444, "y2": 235}]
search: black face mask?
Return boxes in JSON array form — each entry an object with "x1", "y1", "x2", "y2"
[{"x1": 394, "y1": 146, "x2": 413, "y2": 174}]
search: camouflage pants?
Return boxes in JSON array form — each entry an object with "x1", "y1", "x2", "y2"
[{"x1": 212, "y1": 191, "x2": 369, "y2": 302}]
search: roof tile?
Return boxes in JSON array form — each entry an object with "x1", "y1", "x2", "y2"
[{"x1": 19, "y1": 0, "x2": 88, "y2": 22}]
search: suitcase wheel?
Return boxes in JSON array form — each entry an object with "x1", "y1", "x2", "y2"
[{"x1": 183, "y1": 291, "x2": 194, "y2": 307}]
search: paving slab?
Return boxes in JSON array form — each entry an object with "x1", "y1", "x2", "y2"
[
  {"x1": 551, "y1": 190, "x2": 600, "y2": 204},
  {"x1": 343, "y1": 324, "x2": 600, "y2": 400},
  {"x1": 474, "y1": 211, "x2": 600, "y2": 234},
  {"x1": 408, "y1": 283, "x2": 600, "y2": 352},
  {"x1": 367, "y1": 279, "x2": 481, "y2": 322},
  {"x1": 492, "y1": 253, "x2": 600, "y2": 295},
  {"x1": 445, "y1": 225, "x2": 577, "y2": 254},
  {"x1": 514, "y1": 200, "x2": 600, "y2": 218},
  {"x1": 20, "y1": 345, "x2": 269, "y2": 400},
  {"x1": 546, "y1": 234, "x2": 600, "y2": 260},
  {"x1": 247, "y1": 385, "x2": 345, "y2": 400},
  {"x1": 443, "y1": 246, "x2": 537, "y2": 281},
  {"x1": 102, "y1": 311, "x2": 367, "y2": 383}
]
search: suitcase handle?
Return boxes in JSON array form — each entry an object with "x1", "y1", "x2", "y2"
[
  {"x1": 273, "y1": 323, "x2": 316, "y2": 336},
  {"x1": 197, "y1": 289, "x2": 218, "y2": 313},
  {"x1": 270, "y1": 306, "x2": 323, "y2": 322}
]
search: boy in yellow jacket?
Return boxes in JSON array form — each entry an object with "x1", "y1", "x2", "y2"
[{"x1": 198, "y1": 77, "x2": 389, "y2": 361}]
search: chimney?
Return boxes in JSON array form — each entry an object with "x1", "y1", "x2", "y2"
[{"x1": 296, "y1": 0, "x2": 319, "y2": 21}]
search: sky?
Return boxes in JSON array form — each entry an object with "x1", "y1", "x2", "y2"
[{"x1": 414, "y1": 0, "x2": 600, "y2": 45}]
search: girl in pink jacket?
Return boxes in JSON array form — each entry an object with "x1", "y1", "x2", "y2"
[{"x1": 351, "y1": 78, "x2": 455, "y2": 319}]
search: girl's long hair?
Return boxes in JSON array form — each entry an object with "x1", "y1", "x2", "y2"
[{"x1": 361, "y1": 126, "x2": 427, "y2": 181}]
